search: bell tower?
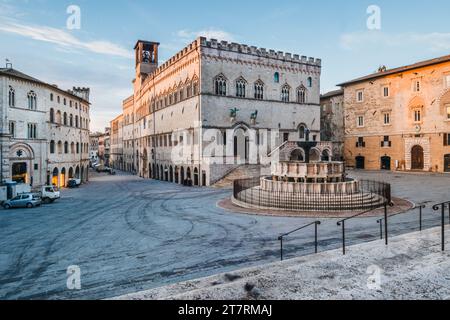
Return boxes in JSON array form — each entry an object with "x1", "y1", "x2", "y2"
[{"x1": 134, "y1": 40, "x2": 160, "y2": 79}]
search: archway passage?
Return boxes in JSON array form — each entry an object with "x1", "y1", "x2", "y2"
[
  {"x1": 444, "y1": 154, "x2": 450, "y2": 173},
  {"x1": 233, "y1": 127, "x2": 249, "y2": 164},
  {"x1": 321, "y1": 150, "x2": 330, "y2": 162},
  {"x1": 61, "y1": 168, "x2": 66, "y2": 187},
  {"x1": 309, "y1": 149, "x2": 321, "y2": 162},
  {"x1": 381, "y1": 156, "x2": 391, "y2": 170},
  {"x1": 169, "y1": 166, "x2": 174, "y2": 183},
  {"x1": 69, "y1": 167, "x2": 74, "y2": 179},
  {"x1": 52, "y1": 168, "x2": 59, "y2": 187},
  {"x1": 194, "y1": 168, "x2": 199, "y2": 186},
  {"x1": 411, "y1": 145, "x2": 424, "y2": 170},
  {"x1": 12, "y1": 162, "x2": 27, "y2": 184},
  {"x1": 355, "y1": 156, "x2": 365, "y2": 169}
]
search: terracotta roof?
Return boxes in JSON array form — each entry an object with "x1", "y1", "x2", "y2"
[
  {"x1": 337, "y1": 54, "x2": 450, "y2": 87},
  {"x1": 0, "y1": 68, "x2": 90, "y2": 104}
]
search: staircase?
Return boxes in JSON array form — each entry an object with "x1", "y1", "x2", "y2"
[{"x1": 213, "y1": 165, "x2": 265, "y2": 188}]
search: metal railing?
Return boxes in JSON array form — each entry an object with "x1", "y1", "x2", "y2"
[
  {"x1": 376, "y1": 203, "x2": 427, "y2": 239},
  {"x1": 278, "y1": 221, "x2": 321, "y2": 261},
  {"x1": 337, "y1": 203, "x2": 389, "y2": 255},
  {"x1": 432, "y1": 201, "x2": 450, "y2": 251},
  {"x1": 234, "y1": 178, "x2": 391, "y2": 212}
]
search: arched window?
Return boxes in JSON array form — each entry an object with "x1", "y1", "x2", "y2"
[
  {"x1": 57, "y1": 141, "x2": 63, "y2": 154},
  {"x1": 274, "y1": 72, "x2": 280, "y2": 83},
  {"x1": 63, "y1": 112, "x2": 68, "y2": 126},
  {"x1": 297, "y1": 86, "x2": 307, "y2": 103},
  {"x1": 71, "y1": 142, "x2": 75, "y2": 154},
  {"x1": 307, "y1": 77, "x2": 313, "y2": 88},
  {"x1": 63, "y1": 98, "x2": 67, "y2": 105},
  {"x1": 193, "y1": 79, "x2": 199, "y2": 95},
  {"x1": 8, "y1": 86, "x2": 15, "y2": 107},
  {"x1": 50, "y1": 140, "x2": 55, "y2": 154},
  {"x1": 75, "y1": 115, "x2": 79, "y2": 128},
  {"x1": 64, "y1": 141, "x2": 69, "y2": 154},
  {"x1": 56, "y1": 110, "x2": 62, "y2": 124},
  {"x1": 214, "y1": 74, "x2": 227, "y2": 96},
  {"x1": 76, "y1": 143, "x2": 80, "y2": 154},
  {"x1": 50, "y1": 108, "x2": 55, "y2": 123},
  {"x1": 50, "y1": 93, "x2": 54, "y2": 101},
  {"x1": 299, "y1": 125, "x2": 306, "y2": 139},
  {"x1": 28, "y1": 91, "x2": 37, "y2": 110},
  {"x1": 254, "y1": 80, "x2": 264, "y2": 100},
  {"x1": 69, "y1": 114, "x2": 73, "y2": 127},
  {"x1": 236, "y1": 78, "x2": 246, "y2": 98},
  {"x1": 281, "y1": 85, "x2": 290, "y2": 102}
]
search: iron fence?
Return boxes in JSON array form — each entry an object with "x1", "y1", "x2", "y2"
[{"x1": 233, "y1": 177, "x2": 391, "y2": 212}]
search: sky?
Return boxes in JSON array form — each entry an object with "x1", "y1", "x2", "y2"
[{"x1": 1, "y1": 0, "x2": 450, "y2": 132}]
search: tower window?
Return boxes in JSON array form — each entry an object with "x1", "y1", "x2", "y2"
[
  {"x1": 8, "y1": 86, "x2": 15, "y2": 107},
  {"x1": 281, "y1": 85, "x2": 290, "y2": 102},
  {"x1": 236, "y1": 78, "x2": 246, "y2": 98},
  {"x1": 27, "y1": 91, "x2": 37, "y2": 110},
  {"x1": 254, "y1": 80, "x2": 264, "y2": 100},
  {"x1": 274, "y1": 72, "x2": 280, "y2": 83},
  {"x1": 297, "y1": 86, "x2": 307, "y2": 103},
  {"x1": 307, "y1": 77, "x2": 312, "y2": 88}
]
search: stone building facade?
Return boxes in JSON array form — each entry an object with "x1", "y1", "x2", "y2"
[
  {"x1": 339, "y1": 55, "x2": 450, "y2": 173},
  {"x1": 110, "y1": 114, "x2": 124, "y2": 170},
  {"x1": 0, "y1": 67, "x2": 91, "y2": 189},
  {"x1": 110, "y1": 37, "x2": 327, "y2": 186},
  {"x1": 320, "y1": 89, "x2": 344, "y2": 160}
]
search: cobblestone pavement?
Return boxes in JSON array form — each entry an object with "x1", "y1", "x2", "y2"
[{"x1": 0, "y1": 170, "x2": 448, "y2": 299}]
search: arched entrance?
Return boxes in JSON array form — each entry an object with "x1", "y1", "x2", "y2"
[
  {"x1": 180, "y1": 167, "x2": 185, "y2": 184},
  {"x1": 9, "y1": 143, "x2": 35, "y2": 185},
  {"x1": 68, "y1": 167, "x2": 74, "y2": 179},
  {"x1": 445, "y1": 154, "x2": 450, "y2": 173},
  {"x1": 61, "y1": 168, "x2": 66, "y2": 187},
  {"x1": 194, "y1": 168, "x2": 199, "y2": 186},
  {"x1": 175, "y1": 166, "x2": 179, "y2": 184},
  {"x1": 169, "y1": 166, "x2": 174, "y2": 183},
  {"x1": 75, "y1": 166, "x2": 80, "y2": 179},
  {"x1": 411, "y1": 145, "x2": 424, "y2": 170},
  {"x1": 355, "y1": 156, "x2": 365, "y2": 169},
  {"x1": 11, "y1": 163, "x2": 27, "y2": 184},
  {"x1": 381, "y1": 156, "x2": 391, "y2": 170},
  {"x1": 187, "y1": 167, "x2": 192, "y2": 180},
  {"x1": 290, "y1": 149, "x2": 305, "y2": 162},
  {"x1": 233, "y1": 126, "x2": 249, "y2": 164},
  {"x1": 164, "y1": 165, "x2": 169, "y2": 181},
  {"x1": 52, "y1": 168, "x2": 59, "y2": 187}
]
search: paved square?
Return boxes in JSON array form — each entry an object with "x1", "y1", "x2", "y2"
[{"x1": 0, "y1": 170, "x2": 448, "y2": 299}]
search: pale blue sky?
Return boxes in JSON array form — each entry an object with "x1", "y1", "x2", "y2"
[{"x1": 1, "y1": 0, "x2": 450, "y2": 131}]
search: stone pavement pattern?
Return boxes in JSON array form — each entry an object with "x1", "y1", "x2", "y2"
[{"x1": 115, "y1": 226, "x2": 450, "y2": 300}]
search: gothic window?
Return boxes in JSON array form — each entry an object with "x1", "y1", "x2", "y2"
[
  {"x1": 50, "y1": 108, "x2": 55, "y2": 123},
  {"x1": 187, "y1": 83, "x2": 192, "y2": 98},
  {"x1": 27, "y1": 91, "x2": 37, "y2": 110},
  {"x1": 297, "y1": 86, "x2": 307, "y2": 103},
  {"x1": 274, "y1": 72, "x2": 280, "y2": 83},
  {"x1": 64, "y1": 141, "x2": 69, "y2": 154},
  {"x1": 214, "y1": 74, "x2": 227, "y2": 96},
  {"x1": 63, "y1": 112, "x2": 68, "y2": 126},
  {"x1": 307, "y1": 77, "x2": 313, "y2": 88},
  {"x1": 299, "y1": 125, "x2": 307, "y2": 139},
  {"x1": 236, "y1": 78, "x2": 246, "y2": 98},
  {"x1": 71, "y1": 142, "x2": 75, "y2": 154},
  {"x1": 8, "y1": 86, "x2": 15, "y2": 107},
  {"x1": 254, "y1": 80, "x2": 264, "y2": 100},
  {"x1": 193, "y1": 79, "x2": 199, "y2": 95},
  {"x1": 50, "y1": 140, "x2": 55, "y2": 154},
  {"x1": 58, "y1": 141, "x2": 63, "y2": 154},
  {"x1": 281, "y1": 85, "x2": 290, "y2": 102},
  {"x1": 414, "y1": 109, "x2": 422, "y2": 123}
]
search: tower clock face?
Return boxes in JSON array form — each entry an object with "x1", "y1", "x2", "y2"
[{"x1": 415, "y1": 125, "x2": 421, "y2": 133}]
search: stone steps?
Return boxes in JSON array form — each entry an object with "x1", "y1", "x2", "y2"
[
  {"x1": 113, "y1": 225, "x2": 450, "y2": 300},
  {"x1": 213, "y1": 165, "x2": 264, "y2": 188}
]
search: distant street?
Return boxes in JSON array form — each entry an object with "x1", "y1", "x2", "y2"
[{"x1": 0, "y1": 170, "x2": 448, "y2": 299}]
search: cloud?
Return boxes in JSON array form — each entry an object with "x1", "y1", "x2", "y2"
[
  {"x1": 340, "y1": 31, "x2": 450, "y2": 52},
  {"x1": 0, "y1": 19, "x2": 133, "y2": 59},
  {"x1": 176, "y1": 28, "x2": 236, "y2": 42}
]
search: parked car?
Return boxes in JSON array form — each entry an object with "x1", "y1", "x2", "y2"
[
  {"x1": 3, "y1": 193, "x2": 42, "y2": 209},
  {"x1": 40, "y1": 186, "x2": 61, "y2": 204},
  {"x1": 67, "y1": 179, "x2": 81, "y2": 189}
]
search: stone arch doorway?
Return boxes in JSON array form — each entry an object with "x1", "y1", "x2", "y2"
[
  {"x1": 233, "y1": 126, "x2": 249, "y2": 164},
  {"x1": 61, "y1": 168, "x2": 66, "y2": 187},
  {"x1": 52, "y1": 168, "x2": 59, "y2": 187},
  {"x1": 411, "y1": 145, "x2": 424, "y2": 170},
  {"x1": 355, "y1": 156, "x2": 365, "y2": 169},
  {"x1": 381, "y1": 156, "x2": 391, "y2": 170},
  {"x1": 193, "y1": 168, "x2": 199, "y2": 186},
  {"x1": 75, "y1": 166, "x2": 80, "y2": 179},
  {"x1": 175, "y1": 166, "x2": 179, "y2": 184},
  {"x1": 290, "y1": 149, "x2": 305, "y2": 162},
  {"x1": 9, "y1": 143, "x2": 35, "y2": 185},
  {"x1": 68, "y1": 167, "x2": 74, "y2": 179}
]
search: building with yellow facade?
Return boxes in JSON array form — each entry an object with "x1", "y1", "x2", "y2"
[{"x1": 339, "y1": 55, "x2": 450, "y2": 173}]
